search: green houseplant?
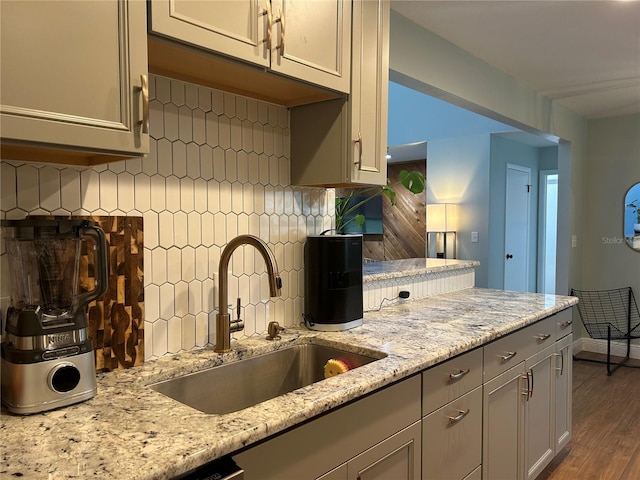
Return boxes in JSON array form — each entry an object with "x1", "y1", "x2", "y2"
[
  {"x1": 628, "y1": 199, "x2": 640, "y2": 222},
  {"x1": 333, "y1": 170, "x2": 425, "y2": 234},
  {"x1": 628, "y1": 199, "x2": 640, "y2": 233}
]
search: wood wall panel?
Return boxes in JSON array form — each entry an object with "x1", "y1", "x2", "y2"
[{"x1": 363, "y1": 160, "x2": 426, "y2": 260}]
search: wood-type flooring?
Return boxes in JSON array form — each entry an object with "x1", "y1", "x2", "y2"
[{"x1": 538, "y1": 354, "x2": 640, "y2": 480}]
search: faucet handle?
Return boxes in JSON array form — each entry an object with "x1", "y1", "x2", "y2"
[
  {"x1": 229, "y1": 297, "x2": 244, "y2": 334},
  {"x1": 266, "y1": 321, "x2": 285, "y2": 341}
]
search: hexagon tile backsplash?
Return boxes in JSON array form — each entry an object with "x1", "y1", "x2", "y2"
[{"x1": 0, "y1": 74, "x2": 334, "y2": 362}]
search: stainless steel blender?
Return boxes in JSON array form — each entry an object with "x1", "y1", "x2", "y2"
[{"x1": 1, "y1": 218, "x2": 108, "y2": 414}]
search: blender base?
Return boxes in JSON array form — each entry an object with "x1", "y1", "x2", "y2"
[{"x1": 1, "y1": 350, "x2": 97, "y2": 415}]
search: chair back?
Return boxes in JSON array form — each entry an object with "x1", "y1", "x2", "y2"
[{"x1": 570, "y1": 287, "x2": 640, "y2": 339}]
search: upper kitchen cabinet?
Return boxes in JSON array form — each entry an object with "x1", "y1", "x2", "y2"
[
  {"x1": 0, "y1": 0, "x2": 149, "y2": 166},
  {"x1": 147, "y1": 0, "x2": 350, "y2": 106},
  {"x1": 290, "y1": 0, "x2": 390, "y2": 186},
  {"x1": 149, "y1": 0, "x2": 271, "y2": 69},
  {"x1": 270, "y1": 0, "x2": 351, "y2": 93}
]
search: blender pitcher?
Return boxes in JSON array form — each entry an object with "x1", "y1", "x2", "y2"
[{"x1": 1, "y1": 218, "x2": 108, "y2": 414}]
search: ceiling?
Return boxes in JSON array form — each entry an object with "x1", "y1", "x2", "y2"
[{"x1": 391, "y1": 0, "x2": 640, "y2": 119}]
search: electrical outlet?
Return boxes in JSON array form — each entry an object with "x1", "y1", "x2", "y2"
[
  {"x1": 572, "y1": 235, "x2": 577, "y2": 248},
  {"x1": 471, "y1": 231, "x2": 479, "y2": 243}
]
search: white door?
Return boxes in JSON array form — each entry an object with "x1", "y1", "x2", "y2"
[{"x1": 504, "y1": 164, "x2": 532, "y2": 292}]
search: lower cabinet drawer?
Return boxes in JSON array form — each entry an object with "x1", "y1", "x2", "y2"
[
  {"x1": 555, "y1": 307, "x2": 573, "y2": 339},
  {"x1": 484, "y1": 315, "x2": 556, "y2": 380},
  {"x1": 422, "y1": 386, "x2": 482, "y2": 480},
  {"x1": 422, "y1": 347, "x2": 483, "y2": 415}
]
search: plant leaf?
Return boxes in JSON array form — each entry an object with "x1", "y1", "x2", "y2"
[
  {"x1": 399, "y1": 170, "x2": 425, "y2": 194},
  {"x1": 354, "y1": 214, "x2": 366, "y2": 226},
  {"x1": 382, "y1": 187, "x2": 396, "y2": 205}
]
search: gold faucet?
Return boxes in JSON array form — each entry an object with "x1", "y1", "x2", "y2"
[{"x1": 215, "y1": 235, "x2": 282, "y2": 353}]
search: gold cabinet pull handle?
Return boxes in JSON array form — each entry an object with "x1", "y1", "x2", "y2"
[
  {"x1": 261, "y1": 2, "x2": 272, "y2": 50},
  {"x1": 559, "y1": 320, "x2": 572, "y2": 329},
  {"x1": 354, "y1": 132, "x2": 362, "y2": 168},
  {"x1": 535, "y1": 333, "x2": 551, "y2": 342},
  {"x1": 448, "y1": 409, "x2": 470, "y2": 425},
  {"x1": 499, "y1": 351, "x2": 517, "y2": 362},
  {"x1": 554, "y1": 351, "x2": 565, "y2": 375},
  {"x1": 448, "y1": 368, "x2": 470, "y2": 381},
  {"x1": 521, "y1": 371, "x2": 533, "y2": 400},
  {"x1": 274, "y1": 8, "x2": 285, "y2": 53},
  {"x1": 521, "y1": 374, "x2": 529, "y2": 398},
  {"x1": 139, "y1": 74, "x2": 149, "y2": 134}
]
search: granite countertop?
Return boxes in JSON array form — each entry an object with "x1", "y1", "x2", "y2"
[
  {"x1": 363, "y1": 258, "x2": 480, "y2": 280},
  {"x1": 0, "y1": 288, "x2": 577, "y2": 480}
]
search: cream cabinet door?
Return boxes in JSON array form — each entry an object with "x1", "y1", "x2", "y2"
[
  {"x1": 483, "y1": 362, "x2": 526, "y2": 480},
  {"x1": 289, "y1": 0, "x2": 390, "y2": 187},
  {"x1": 422, "y1": 387, "x2": 482, "y2": 480},
  {"x1": 348, "y1": 421, "x2": 421, "y2": 480},
  {"x1": 554, "y1": 334, "x2": 573, "y2": 452},
  {"x1": 270, "y1": 0, "x2": 351, "y2": 93},
  {"x1": 0, "y1": 0, "x2": 149, "y2": 158},
  {"x1": 348, "y1": 0, "x2": 389, "y2": 185},
  {"x1": 148, "y1": 0, "x2": 270, "y2": 67},
  {"x1": 317, "y1": 422, "x2": 421, "y2": 480},
  {"x1": 234, "y1": 375, "x2": 421, "y2": 480},
  {"x1": 523, "y1": 344, "x2": 556, "y2": 480},
  {"x1": 149, "y1": 0, "x2": 350, "y2": 93}
]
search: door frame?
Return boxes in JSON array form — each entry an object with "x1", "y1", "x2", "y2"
[{"x1": 537, "y1": 170, "x2": 558, "y2": 294}]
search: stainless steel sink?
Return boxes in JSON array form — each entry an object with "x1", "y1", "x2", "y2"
[{"x1": 149, "y1": 343, "x2": 384, "y2": 414}]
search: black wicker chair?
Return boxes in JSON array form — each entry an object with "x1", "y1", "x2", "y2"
[{"x1": 571, "y1": 287, "x2": 640, "y2": 375}]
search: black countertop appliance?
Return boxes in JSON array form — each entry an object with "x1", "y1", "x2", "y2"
[{"x1": 303, "y1": 234, "x2": 363, "y2": 331}]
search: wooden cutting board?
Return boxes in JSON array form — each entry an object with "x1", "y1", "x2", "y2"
[{"x1": 79, "y1": 216, "x2": 144, "y2": 371}]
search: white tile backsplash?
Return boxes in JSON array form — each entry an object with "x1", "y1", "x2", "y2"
[
  {"x1": 0, "y1": 74, "x2": 333, "y2": 360},
  {"x1": 363, "y1": 268, "x2": 476, "y2": 312}
]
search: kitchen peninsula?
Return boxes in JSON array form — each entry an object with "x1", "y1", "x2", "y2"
[{"x1": 1, "y1": 269, "x2": 577, "y2": 479}]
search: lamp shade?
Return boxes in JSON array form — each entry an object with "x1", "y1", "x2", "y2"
[{"x1": 427, "y1": 204, "x2": 458, "y2": 232}]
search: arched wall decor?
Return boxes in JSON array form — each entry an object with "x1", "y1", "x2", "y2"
[{"x1": 624, "y1": 182, "x2": 640, "y2": 252}]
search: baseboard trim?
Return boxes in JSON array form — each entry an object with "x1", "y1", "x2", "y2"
[{"x1": 573, "y1": 337, "x2": 640, "y2": 360}]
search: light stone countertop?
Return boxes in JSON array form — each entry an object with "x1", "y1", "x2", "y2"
[
  {"x1": 363, "y1": 257, "x2": 480, "y2": 280},
  {"x1": 0, "y1": 288, "x2": 577, "y2": 480}
]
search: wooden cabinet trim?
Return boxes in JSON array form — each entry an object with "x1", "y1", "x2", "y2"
[{"x1": 148, "y1": 35, "x2": 341, "y2": 108}]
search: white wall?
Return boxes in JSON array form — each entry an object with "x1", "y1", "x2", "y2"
[
  {"x1": 583, "y1": 114, "x2": 640, "y2": 293},
  {"x1": 389, "y1": 10, "x2": 587, "y2": 296},
  {"x1": 427, "y1": 133, "x2": 558, "y2": 291},
  {"x1": 426, "y1": 135, "x2": 491, "y2": 287}
]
